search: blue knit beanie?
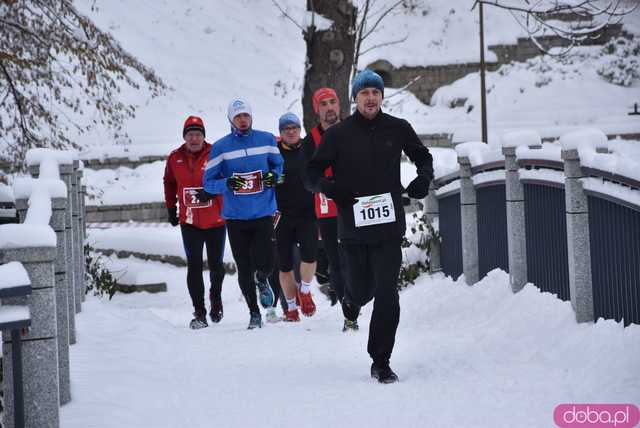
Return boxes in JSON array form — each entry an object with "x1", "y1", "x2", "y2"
[
  {"x1": 278, "y1": 112, "x2": 301, "y2": 131},
  {"x1": 351, "y1": 69, "x2": 384, "y2": 100}
]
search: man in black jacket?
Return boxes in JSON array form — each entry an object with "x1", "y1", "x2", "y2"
[
  {"x1": 275, "y1": 112, "x2": 318, "y2": 321},
  {"x1": 306, "y1": 70, "x2": 433, "y2": 383}
]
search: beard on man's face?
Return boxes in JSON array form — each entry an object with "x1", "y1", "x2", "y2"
[{"x1": 323, "y1": 110, "x2": 338, "y2": 125}]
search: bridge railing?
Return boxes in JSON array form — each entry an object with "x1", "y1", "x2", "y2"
[{"x1": 426, "y1": 129, "x2": 639, "y2": 326}]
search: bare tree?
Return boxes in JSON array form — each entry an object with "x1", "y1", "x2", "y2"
[
  {"x1": 473, "y1": 0, "x2": 638, "y2": 54},
  {"x1": 0, "y1": 1, "x2": 167, "y2": 167},
  {"x1": 352, "y1": 0, "x2": 410, "y2": 79}
]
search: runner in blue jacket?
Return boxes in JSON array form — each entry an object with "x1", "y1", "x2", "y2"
[{"x1": 201, "y1": 99, "x2": 284, "y2": 329}]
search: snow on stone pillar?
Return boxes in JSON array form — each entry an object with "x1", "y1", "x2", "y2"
[
  {"x1": 458, "y1": 155, "x2": 479, "y2": 285},
  {"x1": 0, "y1": 229, "x2": 60, "y2": 428},
  {"x1": 424, "y1": 181, "x2": 441, "y2": 273},
  {"x1": 14, "y1": 195, "x2": 71, "y2": 405},
  {"x1": 78, "y1": 176, "x2": 86, "y2": 303},
  {"x1": 59, "y1": 164, "x2": 77, "y2": 344},
  {"x1": 26, "y1": 149, "x2": 77, "y2": 344},
  {"x1": 560, "y1": 129, "x2": 604, "y2": 323},
  {"x1": 501, "y1": 130, "x2": 542, "y2": 293},
  {"x1": 71, "y1": 160, "x2": 83, "y2": 310}
]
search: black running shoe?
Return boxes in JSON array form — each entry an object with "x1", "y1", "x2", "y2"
[
  {"x1": 371, "y1": 362, "x2": 399, "y2": 384},
  {"x1": 342, "y1": 319, "x2": 359, "y2": 332},
  {"x1": 247, "y1": 312, "x2": 262, "y2": 330},
  {"x1": 210, "y1": 300, "x2": 223, "y2": 324},
  {"x1": 189, "y1": 310, "x2": 208, "y2": 330}
]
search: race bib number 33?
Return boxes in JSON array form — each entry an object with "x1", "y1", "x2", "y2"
[
  {"x1": 353, "y1": 192, "x2": 396, "y2": 227},
  {"x1": 233, "y1": 170, "x2": 263, "y2": 195}
]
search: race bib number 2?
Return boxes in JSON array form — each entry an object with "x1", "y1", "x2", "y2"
[
  {"x1": 183, "y1": 187, "x2": 212, "y2": 208},
  {"x1": 233, "y1": 170, "x2": 263, "y2": 195},
  {"x1": 353, "y1": 192, "x2": 396, "y2": 228}
]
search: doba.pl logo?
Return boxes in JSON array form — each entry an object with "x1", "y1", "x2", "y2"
[{"x1": 554, "y1": 404, "x2": 640, "y2": 428}]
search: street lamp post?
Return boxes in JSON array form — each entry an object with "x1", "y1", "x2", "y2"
[{"x1": 479, "y1": 1, "x2": 488, "y2": 144}]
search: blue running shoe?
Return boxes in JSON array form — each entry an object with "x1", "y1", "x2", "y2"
[
  {"x1": 247, "y1": 312, "x2": 262, "y2": 330},
  {"x1": 254, "y1": 272, "x2": 275, "y2": 308}
]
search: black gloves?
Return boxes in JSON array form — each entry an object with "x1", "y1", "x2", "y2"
[
  {"x1": 406, "y1": 163, "x2": 433, "y2": 199},
  {"x1": 321, "y1": 180, "x2": 356, "y2": 207},
  {"x1": 195, "y1": 188, "x2": 214, "y2": 203},
  {"x1": 167, "y1": 207, "x2": 179, "y2": 227},
  {"x1": 227, "y1": 176, "x2": 246, "y2": 191},
  {"x1": 263, "y1": 171, "x2": 283, "y2": 188},
  {"x1": 406, "y1": 175, "x2": 430, "y2": 199}
]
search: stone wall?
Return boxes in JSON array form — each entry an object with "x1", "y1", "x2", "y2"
[
  {"x1": 81, "y1": 155, "x2": 167, "y2": 171},
  {"x1": 367, "y1": 24, "x2": 626, "y2": 105},
  {"x1": 85, "y1": 202, "x2": 166, "y2": 223}
]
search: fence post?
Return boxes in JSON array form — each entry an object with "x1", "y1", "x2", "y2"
[
  {"x1": 0, "y1": 245, "x2": 60, "y2": 428},
  {"x1": 424, "y1": 181, "x2": 441, "y2": 273},
  {"x1": 15, "y1": 195, "x2": 71, "y2": 406},
  {"x1": 71, "y1": 161, "x2": 83, "y2": 310},
  {"x1": 74, "y1": 164, "x2": 85, "y2": 303},
  {"x1": 503, "y1": 146, "x2": 527, "y2": 292},
  {"x1": 31, "y1": 163, "x2": 77, "y2": 345},
  {"x1": 561, "y1": 149, "x2": 594, "y2": 323},
  {"x1": 458, "y1": 155, "x2": 479, "y2": 285}
]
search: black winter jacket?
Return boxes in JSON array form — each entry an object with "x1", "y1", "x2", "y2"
[
  {"x1": 275, "y1": 139, "x2": 316, "y2": 218},
  {"x1": 306, "y1": 109, "x2": 433, "y2": 244}
]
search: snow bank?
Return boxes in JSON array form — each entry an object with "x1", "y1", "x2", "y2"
[
  {"x1": 516, "y1": 143, "x2": 562, "y2": 163},
  {"x1": 473, "y1": 170, "x2": 505, "y2": 186},
  {"x1": 60, "y1": 264, "x2": 640, "y2": 428},
  {"x1": 87, "y1": 225, "x2": 235, "y2": 264},
  {"x1": 0, "y1": 183, "x2": 13, "y2": 203},
  {"x1": 559, "y1": 128, "x2": 608, "y2": 152},
  {"x1": 518, "y1": 168, "x2": 565, "y2": 186},
  {"x1": 0, "y1": 306, "x2": 30, "y2": 324},
  {"x1": 435, "y1": 179, "x2": 461, "y2": 196},
  {"x1": 83, "y1": 161, "x2": 165, "y2": 206},
  {"x1": 0, "y1": 224, "x2": 56, "y2": 248},
  {"x1": 80, "y1": 143, "x2": 174, "y2": 162},
  {"x1": 25, "y1": 148, "x2": 77, "y2": 166},
  {"x1": 501, "y1": 129, "x2": 541, "y2": 148},
  {"x1": 455, "y1": 141, "x2": 504, "y2": 167},
  {"x1": 431, "y1": 148, "x2": 459, "y2": 180},
  {"x1": 0, "y1": 261, "x2": 30, "y2": 288},
  {"x1": 13, "y1": 177, "x2": 67, "y2": 200},
  {"x1": 582, "y1": 177, "x2": 640, "y2": 208},
  {"x1": 580, "y1": 151, "x2": 640, "y2": 184}
]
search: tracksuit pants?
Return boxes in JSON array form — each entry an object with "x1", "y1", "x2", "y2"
[
  {"x1": 340, "y1": 239, "x2": 402, "y2": 365},
  {"x1": 226, "y1": 216, "x2": 275, "y2": 314},
  {"x1": 180, "y1": 224, "x2": 226, "y2": 313}
]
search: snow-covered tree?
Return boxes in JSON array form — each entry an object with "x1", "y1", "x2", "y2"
[
  {"x1": 0, "y1": 1, "x2": 166, "y2": 168},
  {"x1": 474, "y1": 0, "x2": 638, "y2": 54}
]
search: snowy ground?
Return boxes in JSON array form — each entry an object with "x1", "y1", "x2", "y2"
[{"x1": 60, "y1": 263, "x2": 639, "y2": 428}]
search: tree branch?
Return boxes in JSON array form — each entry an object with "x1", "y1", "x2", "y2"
[{"x1": 271, "y1": 0, "x2": 307, "y2": 34}]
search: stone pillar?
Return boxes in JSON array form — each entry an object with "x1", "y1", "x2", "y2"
[
  {"x1": 71, "y1": 161, "x2": 82, "y2": 311},
  {"x1": 458, "y1": 156, "x2": 479, "y2": 285},
  {"x1": 503, "y1": 146, "x2": 527, "y2": 293},
  {"x1": 0, "y1": 245, "x2": 60, "y2": 428},
  {"x1": 74, "y1": 165, "x2": 85, "y2": 303},
  {"x1": 80, "y1": 183, "x2": 87, "y2": 306},
  {"x1": 59, "y1": 164, "x2": 77, "y2": 344},
  {"x1": 15, "y1": 197, "x2": 71, "y2": 405},
  {"x1": 424, "y1": 181, "x2": 441, "y2": 273},
  {"x1": 561, "y1": 149, "x2": 594, "y2": 323}
]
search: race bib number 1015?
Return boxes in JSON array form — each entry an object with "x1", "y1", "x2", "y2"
[{"x1": 353, "y1": 192, "x2": 396, "y2": 228}]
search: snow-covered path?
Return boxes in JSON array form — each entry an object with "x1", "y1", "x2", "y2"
[{"x1": 60, "y1": 262, "x2": 640, "y2": 428}]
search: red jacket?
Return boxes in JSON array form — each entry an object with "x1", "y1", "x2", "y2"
[
  {"x1": 163, "y1": 142, "x2": 225, "y2": 228},
  {"x1": 310, "y1": 126, "x2": 337, "y2": 219}
]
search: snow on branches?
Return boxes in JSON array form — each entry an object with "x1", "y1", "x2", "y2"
[{"x1": 0, "y1": 1, "x2": 167, "y2": 168}]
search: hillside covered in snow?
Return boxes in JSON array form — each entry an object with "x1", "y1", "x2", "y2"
[{"x1": 60, "y1": 0, "x2": 640, "y2": 150}]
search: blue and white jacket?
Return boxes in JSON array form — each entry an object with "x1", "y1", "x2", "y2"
[{"x1": 204, "y1": 129, "x2": 284, "y2": 220}]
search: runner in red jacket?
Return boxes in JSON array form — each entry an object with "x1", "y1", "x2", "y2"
[
  {"x1": 163, "y1": 115, "x2": 226, "y2": 329},
  {"x1": 302, "y1": 87, "x2": 359, "y2": 332}
]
